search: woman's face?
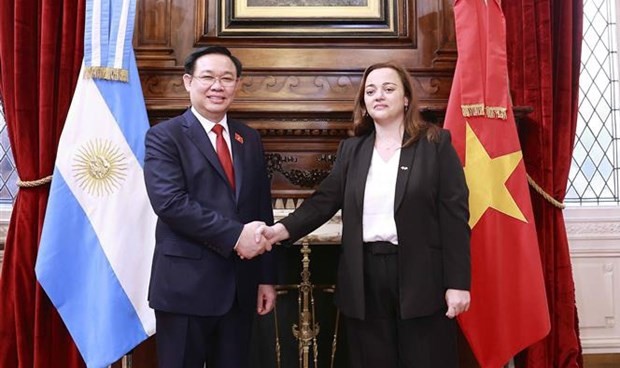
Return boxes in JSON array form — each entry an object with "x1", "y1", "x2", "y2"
[{"x1": 363, "y1": 67, "x2": 409, "y2": 126}]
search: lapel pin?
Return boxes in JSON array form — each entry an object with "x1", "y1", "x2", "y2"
[
  {"x1": 234, "y1": 133, "x2": 244, "y2": 144},
  {"x1": 400, "y1": 166, "x2": 408, "y2": 170}
]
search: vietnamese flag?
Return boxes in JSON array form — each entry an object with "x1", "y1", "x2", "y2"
[{"x1": 444, "y1": 1, "x2": 551, "y2": 367}]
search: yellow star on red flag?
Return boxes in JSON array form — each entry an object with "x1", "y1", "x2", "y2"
[{"x1": 464, "y1": 122, "x2": 527, "y2": 228}]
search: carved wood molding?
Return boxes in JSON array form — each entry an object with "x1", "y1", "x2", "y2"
[
  {"x1": 238, "y1": 74, "x2": 357, "y2": 96},
  {"x1": 140, "y1": 67, "x2": 455, "y2": 116},
  {"x1": 253, "y1": 118, "x2": 352, "y2": 137}
]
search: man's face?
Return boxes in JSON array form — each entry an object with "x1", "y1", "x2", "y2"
[{"x1": 183, "y1": 53, "x2": 240, "y2": 122}]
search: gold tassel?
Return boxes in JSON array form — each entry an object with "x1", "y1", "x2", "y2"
[
  {"x1": 84, "y1": 66, "x2": 129, "y2": 82},
  {"x1": 485, "y1": 106, "x2": 507, "y2": 120},
  {"x1": 461, "y1": 103, "x2": 485, "y2": 117}
]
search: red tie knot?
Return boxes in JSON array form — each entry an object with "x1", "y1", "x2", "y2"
[{"x1": 212, "y1": 124, "x2": 224, "y2": 135}]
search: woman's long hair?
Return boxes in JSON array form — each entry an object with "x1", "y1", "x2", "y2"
[{"x1": 351, "y1": 62, "x2": 439, "y2": 146}]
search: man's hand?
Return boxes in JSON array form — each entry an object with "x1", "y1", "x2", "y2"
[
  {"x1": 257, "y1": 284, "x2": 276, "y2": 315},
  {"x1": 236, "y1": 221, "x2": 271, "y2": 259},
  {"x1": 445, "y1": 289, "x2": 471, "y2": 319}
]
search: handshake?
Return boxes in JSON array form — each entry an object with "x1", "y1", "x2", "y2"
[{"x1": 235, "y1": 221, "x2": 290, "y2": 259}]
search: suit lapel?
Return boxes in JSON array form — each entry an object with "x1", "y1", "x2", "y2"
[
  {"x1": 394, "y1": 136, "x2": 418, "y2": 212},
  {"x1": 228, "y1": 120, "x2": 244, "y2": 200},
  {"x1": 354, "y1": 133, "x2": 375, "y2": 211},
  {"x1": 182, "y1": 110, "x2": 230, "y2": 191}
]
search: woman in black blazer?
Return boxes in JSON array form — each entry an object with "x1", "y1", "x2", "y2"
[{"x1": 258, "y1": 62, "x2": 471, "y2": 367}]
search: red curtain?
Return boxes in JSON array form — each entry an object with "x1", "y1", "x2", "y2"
[
  {"x1": 0, "y1": 0, "x2": 86, "y2": 367},
  {"x1": 503, "y1": 1, "x2": 584, "y2": 367}
]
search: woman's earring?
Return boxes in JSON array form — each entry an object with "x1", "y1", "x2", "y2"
[
  {"x1": 364, "y1": 110, "x2": 369, "y2": 117},
  {"x1": 404, "y1": 104, "x2": 409, "y2": 111}
]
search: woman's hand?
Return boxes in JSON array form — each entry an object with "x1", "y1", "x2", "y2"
[
  {"x1": 445, "y1": 289, "x2": 471, "y2": 319},
  {"x1": 255, "y1": 223, "x2": 289, "y2": 246}
]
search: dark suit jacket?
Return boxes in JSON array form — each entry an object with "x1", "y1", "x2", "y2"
[
  {"x1": 144, "y1": 109, "x2": 275, "y2": 317},
  {"x1": 280, "y1": 129, "x2": 470, "y2": 320}
]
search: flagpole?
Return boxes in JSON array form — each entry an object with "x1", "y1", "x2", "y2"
[{"x1": 121, "y1": 354, "x2": 132, "y2": 368}]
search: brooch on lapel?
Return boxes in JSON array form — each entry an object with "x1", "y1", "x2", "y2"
[{"x1": 234, "y1": 133, "x2": 244, "y2": 144}]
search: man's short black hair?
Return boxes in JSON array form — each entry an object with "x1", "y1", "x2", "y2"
[{"x1": 184, "y1": 46, "x2": 243, "y2": 77}]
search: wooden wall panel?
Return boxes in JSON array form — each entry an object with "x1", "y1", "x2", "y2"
[
  {"x1": 135, "y1": 0, "x2": 456, "y2": 201},
  {"x1": 136, "y1": 0, "x2": 456, "y2": 113},
  {"x1": 135, "y1": 0, "x2": 176, "y2": 66}
]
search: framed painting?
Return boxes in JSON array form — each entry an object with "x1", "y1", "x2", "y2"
[
  {"x1": 237, "y1": 0, "x2": 383, "y2": 19},
  {"x1": 196, "y1": 0, "x2": 415, "y2": 46}
]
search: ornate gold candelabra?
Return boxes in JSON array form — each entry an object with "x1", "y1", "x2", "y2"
[
  {"x1": 292, "y1": 242, "x2": 320, "y2": 368},
  {"x1": 273, "y1": 238, "x2": 340, "y2": 368}
]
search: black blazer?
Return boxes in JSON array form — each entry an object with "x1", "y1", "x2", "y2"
[
  {"x1": 280, "y1": 129, "x2": 470, "y2": 320},
  {"x1": 144, "y1": 109, "x2": 275, "y2": 317}
]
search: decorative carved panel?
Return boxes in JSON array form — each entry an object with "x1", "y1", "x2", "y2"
[{"x1": 140, "y1": 69, "x2": 453, "y2": 114}]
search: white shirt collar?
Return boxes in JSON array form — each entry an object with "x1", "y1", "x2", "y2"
[{"x1": 190, "y1": 106, "x2": 230, "y2": 134}]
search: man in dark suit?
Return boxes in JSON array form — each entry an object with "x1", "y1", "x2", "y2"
[{"x1": 143, "y1": 46, "x2": 276, "y2": 368}]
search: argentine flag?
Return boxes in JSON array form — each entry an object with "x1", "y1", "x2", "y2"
[{"x1": 35, "y1": 0, "x2": 157, "y2": 367}]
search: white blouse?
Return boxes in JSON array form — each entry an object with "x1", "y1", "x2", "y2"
[{"x1": 362, "y1": 148, "x2": 400, "y2": 245}]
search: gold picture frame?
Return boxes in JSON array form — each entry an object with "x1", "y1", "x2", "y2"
[
  {"x1": 196, "y1": 0, "x2": 415, "y2": 46},
  {"x1": 235, "y1": 0, "x2": 382, "y2": 20}
]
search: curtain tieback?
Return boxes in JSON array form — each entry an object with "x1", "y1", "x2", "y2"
[
  {"x1": 526, "y1": 173, "x2": 565, "y2": 209},
  {"x1": 17, "y1": 175, "x2": 53, "y2": 188}
]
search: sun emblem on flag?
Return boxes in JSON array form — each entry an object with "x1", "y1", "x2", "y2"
[{"x1": 73, "y1": 139, "x2": 127, "y2": 196}]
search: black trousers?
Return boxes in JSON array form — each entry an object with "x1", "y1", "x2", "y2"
[{"x1": 345, "y1": 241, "x2": 458, "y2": 368}]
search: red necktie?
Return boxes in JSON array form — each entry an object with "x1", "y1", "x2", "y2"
[{"x1": 212, "y1": 124, "x2": 235, "y2": 190}]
